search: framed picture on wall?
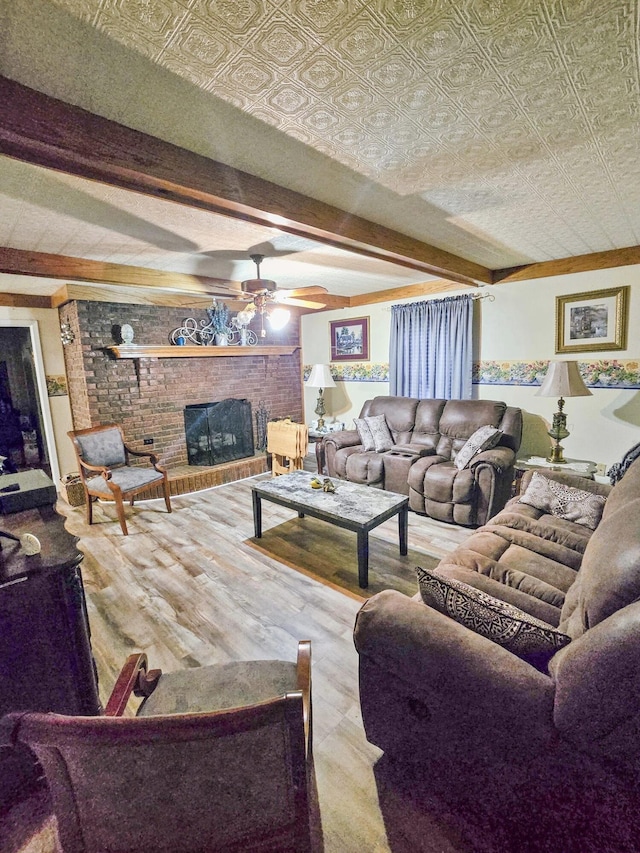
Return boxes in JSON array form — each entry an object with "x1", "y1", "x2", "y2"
[
  {"x1": 330, "y1": 317, "x2": 369, "y2": 361},
  {"x1": 556, "y1": 286, "x2": 629, "y2": 353}
]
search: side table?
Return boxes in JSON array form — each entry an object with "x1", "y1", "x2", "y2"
[
  {"x1": 513, "y1": 455, "x2": 597, "y2": 496},
  {"x1": 308, "y1": 429, "x2": 328, "y2": 474}
]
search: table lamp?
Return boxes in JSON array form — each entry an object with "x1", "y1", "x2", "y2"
[
  {"x1": 306, "y1": 364, "x2": 336, "y2": 431},
  {"x1": 536, "y1": 360, "x2": 591, "y2": 464}
]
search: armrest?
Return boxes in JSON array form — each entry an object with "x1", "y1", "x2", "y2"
[
  {"x1": 104, "y1": 653, "x2": 162, "y2": 716},
  {"x1": 550, "y1": 600, "x2": 640, "y2": 751},
  {"x1": 323, "y1": 429, "x2": 361, "y2": 451},
  {"x1": 123, "y1": 442, "x2": 160, "y2": 465},
  {"x1": 77, "y1": 457, "x2": 111, "y2": 477},
  {"x1": 469, "y1": 446, "x2": 516, "y2": 473},
  {"x1": 296, "y1": 640, "x2": 312, "y2": 758},
  {"x1": 389, "y1": 443, "x2": 435, "y2": 458},
  {"x1": 354, "y1": 591, "x2": 554, "y2": 723}
]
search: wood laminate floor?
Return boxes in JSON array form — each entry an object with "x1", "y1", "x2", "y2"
[{"x1": 6, "y1": 469, "x2": 639, "y2": 853}]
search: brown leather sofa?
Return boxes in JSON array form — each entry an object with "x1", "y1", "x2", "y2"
[
  {"x1": 353, "y1": 459, "x2": 640, "y2": 784},
  {"x1": 324, "y1": 396, "x2": 522, "y2": 526}
]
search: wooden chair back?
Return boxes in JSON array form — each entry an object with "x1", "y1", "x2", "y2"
[{"x1": 6, "y1": 693, "x2": 311, "y2": 853}]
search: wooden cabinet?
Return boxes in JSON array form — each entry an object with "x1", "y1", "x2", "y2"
[{"x1": 0, "y1": 505, "x2": 99, "y2": 811}]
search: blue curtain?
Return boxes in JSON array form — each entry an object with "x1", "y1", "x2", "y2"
[{"x1": 389, "y1": 294, "x2": 473, "y2": 399}]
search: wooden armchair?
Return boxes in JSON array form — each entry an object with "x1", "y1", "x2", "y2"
[
  {"x1": 3, "y1": 641, "x2": 314, "y2": 853},
  {"x1": 68, "y1": 423, "x2": 171, "y2": 535}
]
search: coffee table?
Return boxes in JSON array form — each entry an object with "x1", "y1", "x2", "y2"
[{"x1": 251, "y1": 471, "x2": 408, "y2": 589}]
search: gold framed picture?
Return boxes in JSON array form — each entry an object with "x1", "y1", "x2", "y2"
[{"x1": 555, "y1": 286, "x2": 629, "y2": 354}]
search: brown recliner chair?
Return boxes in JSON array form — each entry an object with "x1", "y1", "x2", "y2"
[{"x1": 324, "y1": 397, "x2": 522, "y2": 526}]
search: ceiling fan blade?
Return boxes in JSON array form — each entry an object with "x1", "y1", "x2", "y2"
[
  {"x1": 277, "y1": 285, "x2": 328, "y2": 298},
  {"x1": 277, "y1": 296, "x2": 327, "y2": 309}
]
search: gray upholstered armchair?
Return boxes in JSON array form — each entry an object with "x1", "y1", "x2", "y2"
[
  {"x1": 68, "y1": 423, "x2": 171, "y2": 535},
  {"x1": 2, "y1": 641, "x2": 314, "y2": 853}
]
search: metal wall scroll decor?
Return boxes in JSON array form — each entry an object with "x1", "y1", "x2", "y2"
[{"x1": 169, "y1": 304, "x2": 258, "y2": 347}]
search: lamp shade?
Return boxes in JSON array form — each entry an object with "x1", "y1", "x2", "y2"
[
  {"x1": 306, "y1": 364, "x2": 336, "y2": 389},
  {"x1": 536, "y1": 361, "x2": 592, "y2": 398}
]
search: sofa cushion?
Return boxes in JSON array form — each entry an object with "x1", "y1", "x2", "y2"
[
  {"x1": 361, "y1": 396, "x2": 420, "y2": 446},
  {"x1": 365, "y1": 414, "x2": 394, "y2": 452},
  {"x1": 417, "y1": 566, "x2": 571, "y2": 670},
  {"x1": 345, "y1": 451, "x2": 385, "y2": 486},
  {"x1": 454, "y1": 425, "x2": 502, "y2": 470},
  {"x1": 435, "y1": 400, "x2": 506, "y2": 460},
  {"x1": 354, "y1": 418, "x2": 375, "y2": 451},
  {"x1": 519, "y1": 471, "x2": 606, "y2": 530}
]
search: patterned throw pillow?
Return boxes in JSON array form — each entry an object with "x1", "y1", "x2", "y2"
[
  {"x1": 354, "y1": 418, "x2": 375, "y2": 451},
  {"x1": 365, "y1": 414, "x2": 395, "y2": 452},
  {"x1": 454, "y1": 425, "x2": 502, "y2": 470},
  {"x1": 416, "y1": 566, "x2": 571, "y2": 670},
  {"x1": 519, "y1": 471, "x2": 606, "y2": 530}
]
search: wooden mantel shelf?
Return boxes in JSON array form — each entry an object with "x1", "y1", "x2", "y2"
[{"x1": 106, "y1": 345, "x2": 300, "y2": 359}]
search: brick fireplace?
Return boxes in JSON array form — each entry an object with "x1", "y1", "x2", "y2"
[{"x1": 60, "y1": 300, "x2": 303, "y2": 489}]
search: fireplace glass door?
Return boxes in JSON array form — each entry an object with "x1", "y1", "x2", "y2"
[{"x1": 184, "y1": 399, "x2": 254, "y2": 466}]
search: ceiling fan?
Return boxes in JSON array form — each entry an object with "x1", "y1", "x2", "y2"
[
  {"x1": 239, "y1": 254, "x2": 328, "y2": 309},
  {"x1": 210, "y1": 254, "x2": 329, "y2": 337}
]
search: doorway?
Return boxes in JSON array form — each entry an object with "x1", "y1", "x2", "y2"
[{"x1": 0, "y1": 321, "x2": 60, "y2": 483}]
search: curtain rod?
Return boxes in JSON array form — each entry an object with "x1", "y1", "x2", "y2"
[{"x1": 470, "y1": 291, "x2": 495, "y2": 302}]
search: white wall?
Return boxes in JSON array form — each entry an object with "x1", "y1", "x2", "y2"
[
  {"x1": 302, "y1": 265, "x2": 640, "y2": 470},
  {"x1": 0, "y1": 303, "x2": 76, "y2": 482}
]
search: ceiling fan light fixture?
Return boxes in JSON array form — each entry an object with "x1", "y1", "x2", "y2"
[{"x1": 268, "y1": 307, "x2": 290, "y2": 331}]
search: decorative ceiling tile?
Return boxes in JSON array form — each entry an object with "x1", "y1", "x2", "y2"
[
  {"x1": 265, "y1": 85, "x2": 310, "y2": 114},
  {"x1": 367, "y1": 54, "x2": 415, "y2": 91},
  {"x1": 227, "y1": 59, "x2": 275, "y2": 95},
  {"x1": 188, "y1": 0, "x2": 265, "y2": 35},
  {"x1": 297, "y1": 54, "x2": 344, "y2": 91},
  {"x1": 295, "y1": 0, "x2": 355, "y2": 32},
  {"x1": 334, "y1": 84, "x2": 374, "y2": 113},
  {"x1": 166, "y1": 21, "x2": 228, "y2": 67},
  {"x1": 95, "y1": 0, "x2": 189, "y2": 46},
  {"x1": 254, "y1": 24, "x2": 309, "y2": 64}
]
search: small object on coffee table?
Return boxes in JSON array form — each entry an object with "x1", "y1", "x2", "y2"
[{"x1": 322, "y1": 478, "x2": 336, "y2": 493}]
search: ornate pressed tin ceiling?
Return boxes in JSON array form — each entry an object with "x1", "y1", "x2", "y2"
[{"x1": 1, "y1": 0, "x2": 639, "y2": 298}]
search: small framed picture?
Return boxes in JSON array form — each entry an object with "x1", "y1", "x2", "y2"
[
  {"x1": 330, "y1": 317, "x2": 369, "y2": 362},
  {"x1": 556, "y1": 286, "x2": 629, "y2": 353}
]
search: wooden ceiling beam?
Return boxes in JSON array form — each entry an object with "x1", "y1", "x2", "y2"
[
  {"x1": 0, "y1": 76, "x2": 491, "y2": 287},
  {"x1": 0, "y1": 247, "x2": 242, "y2": 298},
  {"x1": 493, "y1": 245, "x2": 640, "y2": 283}
]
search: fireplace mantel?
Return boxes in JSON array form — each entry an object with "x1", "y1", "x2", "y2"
[{"x1": 107, "y1": 345, "x2": 300, "y2": 359}]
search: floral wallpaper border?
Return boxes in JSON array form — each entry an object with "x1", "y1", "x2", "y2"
[
  {"x1": 304, "y1": 360, "x2": 640, "y2": 388},
  {"x1": 473, "y1": 359, "x2": 640, "y2": 389},
  {"x1": 304, "y1": 363, "x2": 389, "y2": 382}
]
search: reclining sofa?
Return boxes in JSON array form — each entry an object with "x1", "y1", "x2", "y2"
[
  {"x1": 324, "y1": 396, "x2": 522, "y2": 526},
  {"x1": 354, "y1": 458, "x2": 640, "y2": 784}
]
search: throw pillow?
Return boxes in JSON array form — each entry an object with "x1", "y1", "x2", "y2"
[
  {"x1": 354, "y1": 418, "x2": 375, "y2": 451},
  {"x1": 519, "y1": 471, "x2": 606, "y2": 530},
  {"x1": 454, "y1": 425, "x2": 502, "y2": 470},
  {"x1": 365, "y1": 414, "x2": 394, "y2": 452},
  {"x1": 416, "y1": 566, "x2": 571, "y2": 669}
]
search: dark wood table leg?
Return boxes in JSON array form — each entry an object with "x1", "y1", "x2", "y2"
[
  {"x1": 298, "y1": 511, "x2": 305, "y2": 518},
  {"x1": 398, "y1": 505, "x2": 408, "y2": 556},
  {"x1": 357, "y1": 528, "x2": 369, "y2": 589},
  {"x1": 315, "y1": 439, "x2": 326, "y2": 475},
  {"x1": 252, "y1": 490, "x2": 262, "y2": 538}
]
